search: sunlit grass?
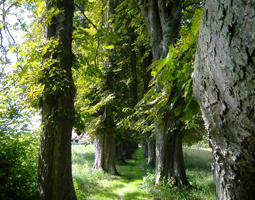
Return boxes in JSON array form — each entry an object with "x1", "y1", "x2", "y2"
[
  {"x1": 72, "y1": 145, "x2": 216, "y2": 200},
  {"x1": 142, "y1": 148, "x2": 216, "y2": 199},
  {"x1": 93, "y1": 148, "x2": 150, "y2": 199},
  {"x1": 72, "y1": 145, "x2": 151, "y2": 199}
]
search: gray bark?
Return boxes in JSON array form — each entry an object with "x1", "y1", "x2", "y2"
[
  {"x1": 36, "y1": 0, "x2": 77, "y2": 199},
  {"x1": 193, "y1": 0, "x2": 255, "y2": 199},
  {"x1": 93, "y1": 104, "x2": 119, "y2": 175},
  {"x1": 140, "y1": 0, "x2": 189, "y2": 185}
]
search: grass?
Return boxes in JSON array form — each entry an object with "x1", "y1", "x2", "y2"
[
  {"x1": 72, "y1": 145, "x2": 150, "y2": 199},
  {"x1": 72, "y1": 145, "x2": 216, "y2": 200}
]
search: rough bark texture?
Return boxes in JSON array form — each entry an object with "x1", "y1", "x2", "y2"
[
  {"x1": 36, "y1": 0, "x2": 77, "y2": 199},
  {"x1": 193, "y1": 1, "x2": 255, "y2": 199},
  {"x1": 93, "y1": 104, "x2": 118, "y2": 175},
  {"x1": 140, "y1": 0, "x2": 189, "y2": 185}
]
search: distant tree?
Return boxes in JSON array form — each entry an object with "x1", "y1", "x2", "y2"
[
  {"x1": 92, "y1": 0, "x2": 119, "y2": 175},
  {"x1": 193, "y1": 1, "x2": 255, "y2": 199}
]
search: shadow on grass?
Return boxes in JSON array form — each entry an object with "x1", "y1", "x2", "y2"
[{"x1": 91, "y1": 149, "x2": 149, "y2": 199}]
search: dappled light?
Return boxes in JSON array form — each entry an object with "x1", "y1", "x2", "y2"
[{"x1": 1, "y1": 0, "x2": 254, "y2": 199}]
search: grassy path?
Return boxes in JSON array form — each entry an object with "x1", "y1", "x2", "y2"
[
  {"x1": 90, "y1": 148, "x2": 151, "y2": 200},
  {"x1": 72, "y1": 145, "x2": 215, "y2": 200}
]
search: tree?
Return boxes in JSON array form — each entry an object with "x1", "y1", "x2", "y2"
[
  {"x1": 92, "y1": 0, "x2": 119, "y2": 175},
  {"x1": 193, "y1": 1, "x2": 255, "y2": 199},
  {"x1": 35, "y1": 0, "x2": 77, "y2": 199},
  {"x1": 0, "y1": 0, "x2": 24, "y2": 65},
  {"x1": 139, "y1": 0, "x2": 201, "y2": 185},
  {"x1": 72, "y1": 0, "x2": 144, "y2": 173}
]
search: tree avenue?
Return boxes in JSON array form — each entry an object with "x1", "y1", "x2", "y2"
[
  {"x1": 193, "y1": 0, "x2": 255, "y2": 199},
  {"x1": 36, "y1": 0, "x2": 77, "y2": 199},
  {"x1": 6, "y1": 0, "x2": 255, "y2": 198}
]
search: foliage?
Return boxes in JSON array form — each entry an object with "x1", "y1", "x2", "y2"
[
  {"x1": 140, "y1": 8, "x2": 202, "y2": 118},
  {"x1": 118, "y1": 8, "x2": 204, "y2": 143},
  {"x1": 0, "y1": 1, "x2": 210, "y2": 199},
  {"x1": 0, "y1": 73, "x2": 39, "y2": 200}
]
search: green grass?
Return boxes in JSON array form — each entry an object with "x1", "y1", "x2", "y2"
[
  {"x1": 72, "y1": 145, "x2": 216, "y2": 200},
  {"x1": 72, "y1": 145, "x2": 150, "y2": 199}
]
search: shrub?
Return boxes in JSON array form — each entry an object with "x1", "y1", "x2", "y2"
[{"x1": 0, "y1": 78, "x2": 39, "y2": 200}]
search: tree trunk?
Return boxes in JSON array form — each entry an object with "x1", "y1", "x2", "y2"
[
  {"x1": 93, "y1": 0, "x2": 119, "y2": 176},
  {"x1": 93, "y1": 104, "x2": 118, "y2": 175},
  {"x1": 154, "y1": 110, "x2": 171, "y2": 184},
  {"x1": 168, "y1": 131, "x2": 189, "y2": 186},
  {"x1": 143, "y1": 143, "x2": 148, "y2": 157},
  {"x1": 115, "y1": 143, "x2": 126, "y2": 164},
  {"x1": 36, "y1": 0, "x2": 77, "y2": 199},
  {"x1": 140, "y1": 0, "x2": 189, "y2": 186},
  {"x1": 93, "y1": 103, "x2": 119, "y2": 175},
  {"x1": 144, "y1": 132, "x2": 156, "y2": 167},
  {"x1": 193, "y1": 1, "x2": 255, "y2": 199}
]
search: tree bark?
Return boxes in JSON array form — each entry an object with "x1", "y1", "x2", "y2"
[
  {"x1": 144, "y1": 132, "x2": 156, "y2": 167},
  {"x1": 115, "y1": 142, "x2": 126, "y2": 164},
  {"x1": 36, "y1": 0, "x2": 77, "y2": 199},
  {"x1": 193, "y1": 0, "x2": 255, "y2": 199},
  {"x1": 92, "y1": 0, "x2": 119, "y2": 176},
  {"x1": 140, "y1": 0, "x2": 189, "y2": 186},
  {"x1": 168, "y1": 131, "x2": 189, "y2": 186},
  {"x1": 93, "y1": 104, "x2": 119, "y2": 175}
]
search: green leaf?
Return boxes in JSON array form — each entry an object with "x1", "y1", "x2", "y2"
[
  {"x1": 174, "y1": 103, "x2": 183, "y2": 116},
  {"x1": 182, "y1": 108, "x2": 194, "y2": 121}
]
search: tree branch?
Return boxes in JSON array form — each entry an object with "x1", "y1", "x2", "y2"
[
  {"x1": 138, "y1": 96, "x2": 163, "y2": 111},
  {"x1": 75, "y1": 4, "x2": 98, "y2": 30},
  {"x1": 181, "y1": 2, "x2": 202, "y2": 10}
]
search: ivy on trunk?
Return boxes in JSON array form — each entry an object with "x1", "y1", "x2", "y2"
[{"x1": 36, "y1": 0, "x2": 77, "y2": 199}]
